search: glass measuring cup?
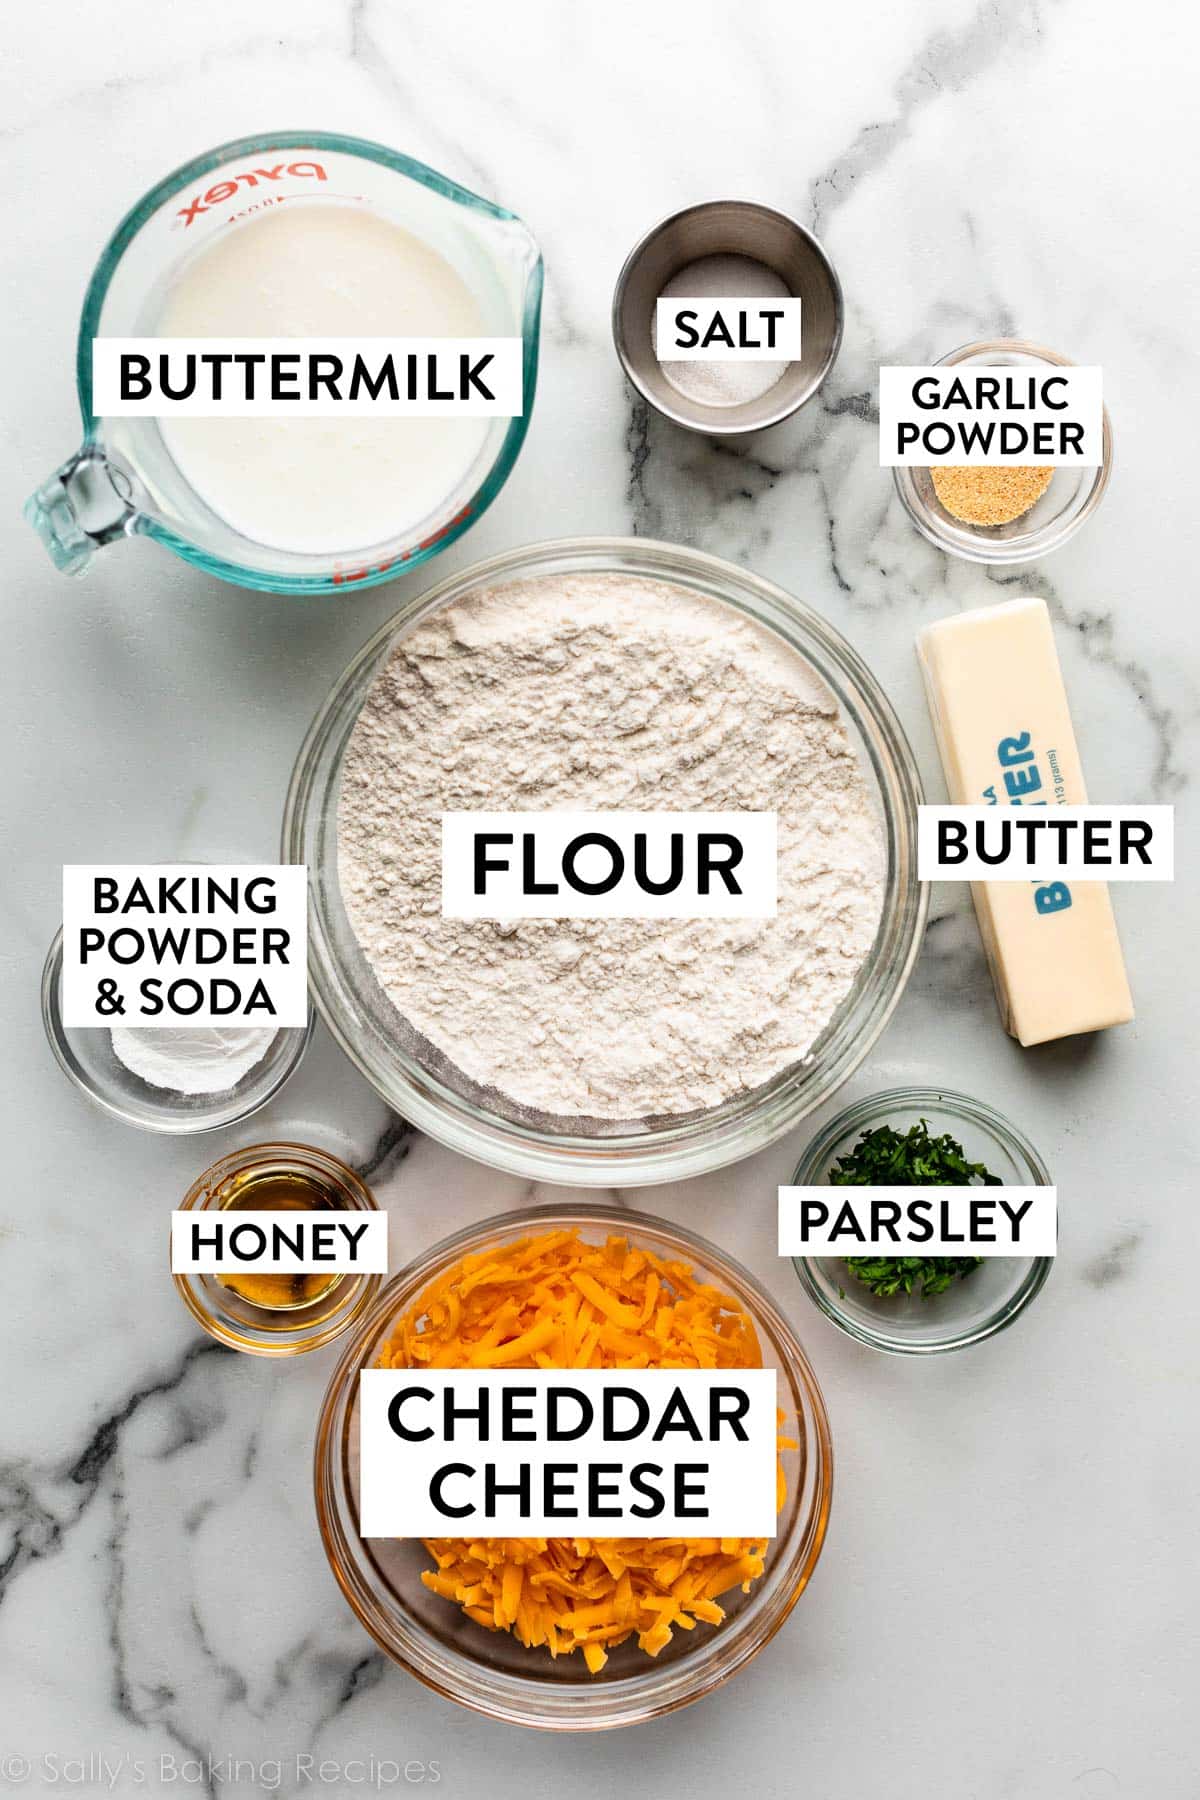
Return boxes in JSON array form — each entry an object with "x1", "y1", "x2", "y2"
[{"x1": 27, "y1": 131, "x2": 543, "y2": 595}]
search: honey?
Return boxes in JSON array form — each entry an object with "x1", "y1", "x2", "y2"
[
  {"x1": 174, "y1": 1141, "x2": 383, "y2": 1357},
  {"x1": 216, "y1": 1166, "x2": 346, "y2": 1312}
]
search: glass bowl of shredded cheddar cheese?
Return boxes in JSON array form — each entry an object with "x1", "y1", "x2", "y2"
[{"x1": 314, "y1": 1205, "x2": 832, "y2": 1730}]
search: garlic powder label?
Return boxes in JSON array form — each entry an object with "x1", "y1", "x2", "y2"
[{"x1": 879, "y1": 365, "x2": 1104, "y2": 464}]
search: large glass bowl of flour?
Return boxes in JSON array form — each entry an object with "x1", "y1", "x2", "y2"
[{"x1": 284, "y1": 539, "x2": 926, "y2": 1184}]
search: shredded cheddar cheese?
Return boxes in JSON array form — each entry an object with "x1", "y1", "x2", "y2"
[{"x1": 379, "y1": 1227, "x2": 790, "y2": 1672}]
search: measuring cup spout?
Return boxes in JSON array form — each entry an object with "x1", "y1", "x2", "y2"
[{"x1": 25, "y1": 448, "x2": 136, "y2": 576}]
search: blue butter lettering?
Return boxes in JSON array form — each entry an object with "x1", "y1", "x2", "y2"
[
  {"x1": 1004, "y1": 763, "x2": 1042, "y2": 799},
  {"x1": 1034, "y1": 881, "x2": 1072, "y2": 914},
  {"x1": 997, "y1": 733, "x2": 1034, "y2": 767}
]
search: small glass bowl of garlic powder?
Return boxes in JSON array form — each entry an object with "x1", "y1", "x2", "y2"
[
  {"x1": 41, "y1": 929, "x2": 313, "y2": 1133},
  {"x1": 893, "y1": 338, "x2": 1113, "y2": 564}
]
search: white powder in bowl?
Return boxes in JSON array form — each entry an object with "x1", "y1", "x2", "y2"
[
  {"x1": 651, "y1": 253, "x2": 792, "y2": 409},
  {"x1": 110, "y1": 1026, "x2": 277, "y2": 1095},
  {"x1": 337, "y1": 571, "x2": 884, "y2": 1122}
]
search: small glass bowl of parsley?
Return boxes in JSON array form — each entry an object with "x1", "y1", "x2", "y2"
[{"x1": 791, "y1": 1089, "x2": 1052, "y2": 1355}]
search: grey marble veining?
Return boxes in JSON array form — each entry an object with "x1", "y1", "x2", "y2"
[{"x1": 2, "y1": 3, "x2": 1197, "y2": 1797}]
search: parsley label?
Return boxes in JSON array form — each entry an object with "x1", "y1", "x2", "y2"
[{"x1": 778, "y1": 1121, "x2": 1057, "y2": 1274}]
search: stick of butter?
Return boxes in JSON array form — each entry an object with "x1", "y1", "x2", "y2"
[{"x1": 917, "y1": 597, "x2": 1133, "y2": 1045}]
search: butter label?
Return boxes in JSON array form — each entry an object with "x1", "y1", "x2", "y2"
[{"x1": 917, "y1": 804, "x2": 1174, "y2": 882}]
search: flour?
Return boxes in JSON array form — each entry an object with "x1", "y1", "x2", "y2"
[{"x1": 337, "y1": 571, "x2": 884, "y2": 1122}]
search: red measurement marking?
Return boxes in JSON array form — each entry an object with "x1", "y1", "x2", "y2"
[
  {"x1": 173, "y1": 160, "x2": 327, "y2": 228},
  {"x1": 331, "y1": 507, "x2": 475, "y2": 586}
]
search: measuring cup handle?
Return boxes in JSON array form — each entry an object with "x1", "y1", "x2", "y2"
[{"x1": 25, "y1": 449, "x2": 135, "y2": 576}]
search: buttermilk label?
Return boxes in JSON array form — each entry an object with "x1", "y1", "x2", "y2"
[
  {"x1": 779, "y1": 1185, "x2": 1058, "y2": 1256},
  {"x1": 441, "y1": 811, "x2": 778, "y2": 919},
  {"x1": 92, "y1": 338, "x2": 524, "y2": 417},
  {"x1": 879, "y1": 365, "x2": 1103, "y2": 465},
  {"x1": 61, "y1": 865, "x2": 308, "y2": 1028},
  {"x1": 359, "y1": 1368, "x2": 778, "y2": 1538}
]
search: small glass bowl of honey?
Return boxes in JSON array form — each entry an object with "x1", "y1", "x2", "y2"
[{"x1": 173, "y1": 1142, "x2": 384, "y2": 1356}]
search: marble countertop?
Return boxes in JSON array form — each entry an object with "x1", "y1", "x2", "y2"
[{"x1": 3, "y1": 4, "x2": 1196, "y2": 1796}]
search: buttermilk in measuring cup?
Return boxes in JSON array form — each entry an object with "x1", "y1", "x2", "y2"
[{"x1": 152, "y1": 203, "x2": 489, "y2": 555}]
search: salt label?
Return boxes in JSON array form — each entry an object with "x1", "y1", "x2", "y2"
[
  {"x1": 655, "y1": 298, "x2": 802, "y2": 362},
  {"x1": 61, "y1": 864, "x2": 308, "y2": 1028}
]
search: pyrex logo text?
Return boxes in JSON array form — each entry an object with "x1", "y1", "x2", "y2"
[{"x1": 176, "y1": 161, "x2": 327, "y2": 226}]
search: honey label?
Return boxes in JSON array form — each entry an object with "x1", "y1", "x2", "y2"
[{"x1": 171, "y1": 1210, "x2": 388, "y2": 1274}]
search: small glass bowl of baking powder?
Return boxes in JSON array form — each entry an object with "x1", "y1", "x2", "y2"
[
  {"x1": 41, "y1": 929, "x2": 314, "y2": 1133},
  {"x1": 791, "y1": 1087, "x2": 1053, "y2": 1354},
  {"x1": 892, "y1": 340, "x2": 1113, "y2": 565}
]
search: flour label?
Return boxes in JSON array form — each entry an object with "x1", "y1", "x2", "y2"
[{"x1": 441, "y1": 812, "x2": 778, "y2": 919}]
